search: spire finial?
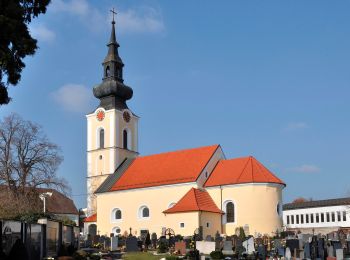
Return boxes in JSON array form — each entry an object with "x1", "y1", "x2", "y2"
[{"x1": 110, "y1": 8, "x2": 117, "y2": 24}]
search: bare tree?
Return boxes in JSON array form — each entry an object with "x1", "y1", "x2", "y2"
[{"x1": 0, "y1": 113, "x2": 69, "y2": 217}]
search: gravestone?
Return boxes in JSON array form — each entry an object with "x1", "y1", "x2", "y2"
[
  {"x1": 286, "y1": 239, "x2": 299, "y2": 256},
  {"x1": 328, "y1": 245, "x2": 335, "y2": 257},
  {"x1": 222, "y1": 240, "x2": 234, "y2": 255},
  {"x1": 300, "y1": 250, "x2": 304, "y2": 259},
  {"x1": 255, "y1": 237, "x2": 264, "y2": 246},
  {"x1": 151, "y1": 233, "x2": 157, "y2": 249},
  {"x1": 196, "y1": 241, "x2": 215, "y2": 255},
  {"x1": 277, "y1": 247, "x2": 285, "y2": 257},
  {"x1": 336, "y1": 248, "x2": 344, "y2": 260},
  {"x1": 311, "y1": 236, "x2": 318, "y2": 260},
  {"x1": 205, "y1": 235, "x2": 213, "y2": 241},
  {"x1": 285, "y1": 247, "x2": 291, "y2": 260},
  {"x1": 243, "y1": 237, "x2": 255, "y2": 254},
  {"x1": 215, "y1": 236, "x2": 222, "y2": 251},
  {"x1": 257, "y1": 244, "x2": 266, "y2": 260},
  {"x1": 318, "y1": 238, "x2": 325, "y2": 260},
  {"x1": 111, "y1": 236, "x2": 118, "y2": 251},
  {"x1": 175, "y1": 241, "x2": 186, "y2": 255},
  {"x1": 126, "y1": 236, "x2": 138, "y2": 252},
  {"x1": 304, "y1": 242, "x2": 311, "y2": 259}
]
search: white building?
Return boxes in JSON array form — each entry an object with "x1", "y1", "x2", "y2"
[{"x1": 283, "y1": 197, "x2": 350, "y2": 234}]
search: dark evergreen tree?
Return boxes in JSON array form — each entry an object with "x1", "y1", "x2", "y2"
[{"x1": 0, "y1": 0, "x2": 50, "y2": 105}]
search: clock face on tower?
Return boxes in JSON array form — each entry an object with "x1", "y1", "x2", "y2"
[
  {"x1": 96, "y1": 110, "x2": 105, "y2": 121},
  {"x1": 123, "y1": 111, "x2": 131, "y2": 123}
]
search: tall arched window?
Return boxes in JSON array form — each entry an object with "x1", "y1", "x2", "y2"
[
  {"x1": 123, "y1": 129, "x2": 128, "y2": 149},
  {"x1": 99, "y1": 129, "x2": 104, "y2": 148},
  {"x1": 226, "y1": 202, "x2": 235, "y2": 223},
  {"x1": 115, "y1": 209, "x2": 122, "y2": 220},
  {"x1": 142, "y1": 207, "x2": 149, "y2": 218},
  {"x1": 139, "y1": 206, "x2": 150, "y2": 218}
]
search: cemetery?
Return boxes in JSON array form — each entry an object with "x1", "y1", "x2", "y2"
[{"x1": 74, "y1": 227, "x2": 350, "y2": 260}]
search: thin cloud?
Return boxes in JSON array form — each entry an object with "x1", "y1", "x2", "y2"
[
  {"x1": 288, "y1": 164, "x2": 321, "y2": 174},
  {"x1": 52, "y1": 84, "x2": 92, "y2": 113},
  {"x1": 50, "y1": 0, "x2": 165, "y2": 34},
  {"x1": 30, "y1": 24, "x2": 56, "y2": 43},
  {"x1": 284, "y1": 122, "x2": 309, "y2": 131},
  {"x1": 118, "y1": 7, "x2": 165, "y2": 34}
]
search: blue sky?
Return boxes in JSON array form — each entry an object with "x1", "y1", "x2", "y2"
[{"x1": 1, "y1": 0, "x2": 350, "y2": 209}]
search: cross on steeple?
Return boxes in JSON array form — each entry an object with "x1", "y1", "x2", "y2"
[{"x1": 110, "y1": 8, "x2": 117, "y2": 23}]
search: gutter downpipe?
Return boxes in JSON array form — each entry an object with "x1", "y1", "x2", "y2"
[{"x1": 220, "y1": 185, "x2": 223, "y2": 234}]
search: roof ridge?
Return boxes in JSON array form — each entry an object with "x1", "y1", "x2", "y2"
[
  {"x1": 237, "y1": 157, "x2": 251, "y2": 182},
  {"x1": 138, "y1": 144, "x2": 219, "y2": 159},
  {"x1": 193, "y1": 188, "x2": 201, "y2": 210},
  {"x1": 254, "y1": 158, "x2": 284, "y2": 184}
]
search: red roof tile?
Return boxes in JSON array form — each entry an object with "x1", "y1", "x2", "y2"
[
  {"x1": 110, "y1": 145, "x2": 219, "y2": 191},
  {"x1": 204, "y1": 156, "x2": 285, "y2": 187},
  {"x1": 163, "y1": 188, "x2": 223, "y2": 214},
  {"x1": 84, "y1": 213, "x2": 97, "y2": 222}
]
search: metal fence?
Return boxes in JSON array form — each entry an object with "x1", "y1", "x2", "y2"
[{"x1": 0, "y1": 219, "x2": 80, "y2": 260}]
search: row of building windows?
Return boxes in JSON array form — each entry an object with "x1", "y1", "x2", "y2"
[
  {"x1": 112, "y1": 206, "x2": 149, "y2": 221},
  {"x1": 98, "y1": 128, "x2": 130, "y2": 150},
  {"x1": 112, "y1": 203, "x2": 236, "y2": 223},
  {"x1": 286, "y1": 211, "x2": 347, "y2": 225}
]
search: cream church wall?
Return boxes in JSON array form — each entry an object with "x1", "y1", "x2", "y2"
[
  {"x1": 163, "y1": 212, "x2": 200, "y2": 236},
  {"x1": 199, "y1": 211, "x2": 222, "y2": 238},
  {"x1": 207, "y1": 183, "x2": 283, "y2": 236},
  {"x1": 96, "y1": 183, "x2": 198, "y2": 236}
]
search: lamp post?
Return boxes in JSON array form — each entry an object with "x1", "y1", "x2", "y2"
[{"x1": 39, "y1": 192, "x2": 53, "y2": 214}]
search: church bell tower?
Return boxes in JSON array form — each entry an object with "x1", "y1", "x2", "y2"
[{"x1": 86, "y1": 14, "x2": 139, "y2": 215}]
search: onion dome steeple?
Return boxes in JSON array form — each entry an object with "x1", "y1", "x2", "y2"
[{"x1": 93, "y1": 9, "x2": 133, "y2": 110}]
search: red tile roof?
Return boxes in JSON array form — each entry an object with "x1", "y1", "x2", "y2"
[
  {"x1": 84, "y1": 213, "x2": 97, "y2": 222},
  {"x1": 204, "y1": 156, "x2": 285, "y2": 187},
  {"x1": 163, "y1": 188, "x2": 223, "y2": 214},
  {"x1": 110, "y1": 145, "x2": 219, "y2": 191}
]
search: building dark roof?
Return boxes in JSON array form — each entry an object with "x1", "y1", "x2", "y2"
[
  {"x1": 0, "y1": 185, "x2": 78, "y2": 215},
  {"x1": 283, "y1": 197, "x2": 350, "y2": 211},
  {"x1": 95, "y1": 157, "x2": 135, "y2": 193}
]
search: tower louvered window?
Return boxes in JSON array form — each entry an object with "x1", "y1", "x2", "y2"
[{"x1": 99, "y1": 129, "x2": 104, "y2": 148}]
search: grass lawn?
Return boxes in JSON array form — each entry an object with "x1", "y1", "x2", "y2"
[{"x1": 122, "y1": 251, "x2": 168, "y2": 260}]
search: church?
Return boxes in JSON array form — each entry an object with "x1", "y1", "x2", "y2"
[{"x1": 84, "y1": 17, "x2": 286, "y2": 239}]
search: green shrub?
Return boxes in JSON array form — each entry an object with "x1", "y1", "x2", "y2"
[
  {"x1": 72, "y1": 250, "x2": 87, "y2": 260},
  {"x1": 210, "y1": 250, "x2": 224, "y2": 259},
  {"x1": 157, "y1": 241, "x2": 168, "y2": 253}
]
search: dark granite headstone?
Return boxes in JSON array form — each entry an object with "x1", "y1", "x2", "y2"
[
  {"x1": 286, "y1": 239, "x2": 299, "y2": 256},
  {"x1": 257, "y1": 244, "x2": 266, "y2": 260},
  {"x1": 205, "y1": 235, "x2": 213, "y2": 241},
  {"x1": 277, "y1": 247, "x2": 285, "y2": 257},
  {"x1": 318, "y1": 238, "x2": 325, "y2": 259},
  {"x1": 126, "y1": 236, "x2": 139, "y2": 252}
]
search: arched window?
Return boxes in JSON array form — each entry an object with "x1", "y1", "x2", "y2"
[
  {"x1": 123, "y1": 129, "x2": 128, "y2": 149},
  {"x1": 115, "y1": 209, "x2": 122, "y2": 220},
  {"x1": 105, "y1": 66, "x2": 110, "y2": 77},
  {"x1": 226, "y1": 202, "x2": 235, "y2": 223},
  {"x1": 143, "y1": 207, "x2": 149, "y2": 218},
  {"x1": 99, "y1": 129, "x2": 104, "y2": 148},
  {"x1": 139, "y1": 206, "x2": 150, "y2": 218}
]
